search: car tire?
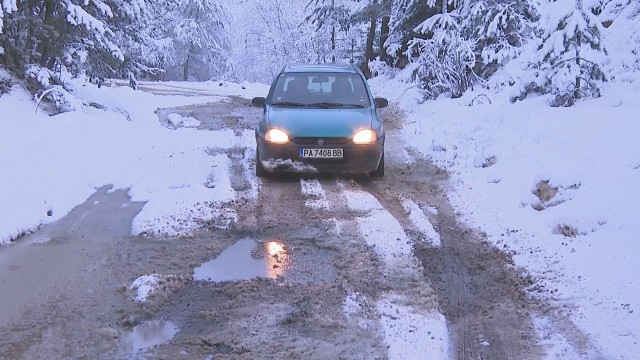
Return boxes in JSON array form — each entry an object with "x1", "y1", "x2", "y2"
[
  {"x1": 370, "y1": 153, "x2": 385, "y2": 177},
  {"x1": 255, "y1": 149, "x2": 268, "y2": 178}
]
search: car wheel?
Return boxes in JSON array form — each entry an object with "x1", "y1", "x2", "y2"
[
  {"x1": 370, "y1": 153, "x2": 384, "y2": 177},
  {"x1": 255, "y1": 149, "x2": 267, "y2": 178}
]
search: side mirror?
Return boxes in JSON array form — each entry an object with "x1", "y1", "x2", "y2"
[
  {"x1": 374, "y1": 97, "x2": 389, "y2": 109},
  {"x1": 251, "y1": 97, "x2": 266, "y2": 108}
]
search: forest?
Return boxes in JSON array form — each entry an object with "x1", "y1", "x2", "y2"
[{"x1": 1, "y1": 0, "x2": 639, "y2": 108}]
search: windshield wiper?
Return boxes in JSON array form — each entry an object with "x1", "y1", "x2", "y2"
[
  {"x1": 272, "y1": 101, "x2": 308, "y2": 107},
  {"x1": 309, "y1": 102, "x2": 365, "y2": 108}
]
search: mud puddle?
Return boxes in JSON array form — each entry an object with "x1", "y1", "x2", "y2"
[
  {"x1": 119, "y1": 320, "x2": 178, "y2": 355},
  {"x1": 194, "y1": 237, "x2": 336, "y2": 284},
  {"x1": 155, "y1": 96, "x2": 259, "y2": 132}
]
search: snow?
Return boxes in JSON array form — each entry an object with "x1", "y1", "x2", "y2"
[
  {"x1": 370, "y1": 68, "x2": 640, "y2": 360},
  {"x1": 2, "y1": 60, "x2": 640, "y2": 358},
  {"x1": 401, "y1": 198, "x2": 441, "y2": 247},
  {"x1": 0, "y1": 77, "x2": 260, "y2": 243},
  {"x1": 129, "y1": 274, "x2": 160, "y2": 302},
  {"x1": 300, "y1": 179, "x2": 329, "y2": 210},
  {"x1": 342, "y1": 187, "x2": 450, "y2": 359}
]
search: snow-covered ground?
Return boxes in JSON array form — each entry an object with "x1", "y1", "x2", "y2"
[
  {"x1": 1, "y1": 65, "x2": 639, "y2": 358},
  {"x1": 0, "y1": 69, "x2": 268, "y2": 243},
  {"x1": 370, "y1": 69, "x2": 640, "y2": 359}
]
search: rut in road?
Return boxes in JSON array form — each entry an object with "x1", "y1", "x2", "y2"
[
  {"x1": 150, "y1": 96, "x2": 602, "y2": 359},
  {"x1": 0, "y1": 93, "x2": 603, "y2": 359}
]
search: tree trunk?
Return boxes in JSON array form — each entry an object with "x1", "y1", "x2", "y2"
[
  {"x1": 331, "y1": 0, "x2": 336, "y2": 63},
  {"x1": 39, "y1": 0, "x2": 56, "y2": 67},
  {"x1": 331, "y1": 25, "x2": 336, "y2": 63},
  {"x1": 361, "y1": 17, "x2": 376, "y2": 78},
  {"x1": 379, "y1": 15, "x2": 390, "y2": 63},
  {"x1": 575, "y1": 30, "x2": 581, "y2": 99},
  {"x1": 575, "y1": 0, "x2": 583, "y2": 99},
  {"x1": 184, "y1": 54, "x2": 190, "y2": 81}
]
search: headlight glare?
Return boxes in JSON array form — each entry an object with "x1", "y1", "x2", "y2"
[
  {"x1": 353, "y1": 129, "x2": 377, "y2": 144},
  {"x1": 265, "y1": 128, "x2": 289, "y2": 144}
]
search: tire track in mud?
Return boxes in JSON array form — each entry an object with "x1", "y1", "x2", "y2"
[
  {"x1": 141, "y1": 97, "x2": 389, "y2": 358},
  {"x1": 146, "y1": 97, "x2": 544, "y2": 359},
  {"x1": 0, "y1": 95, "x2": 602, "y2": 359},
  {"x1": 147, "y1": 174, "x2": 388, "y2": 359},
  {"x1": 354, "y1": 131, "x2": 547, "y2": 360}
]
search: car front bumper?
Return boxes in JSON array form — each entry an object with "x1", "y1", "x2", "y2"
[{"x1": 257, "y1": 136, "x2": 384, "y2": 174}]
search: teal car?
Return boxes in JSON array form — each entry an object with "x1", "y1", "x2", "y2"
[{"x1": 252, "y1": 63, "x2": 388, "y2": 177}]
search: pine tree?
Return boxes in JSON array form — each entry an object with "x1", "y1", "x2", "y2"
[
  {"x1": 174, "y1": 0, "x2": 229, "y2": 81},
  {"x1": 0, "y1": 0, "x2": 17, "y2": 55},
  {"x1": 595, "y1": 0, "x2": 631, "y2": 24},
  {"x1": 109, "y1": 0, "x2": 172, "y2": 79},
  {"x1": 406, "y1": 0, "x2": 476, "y2": 99},
  {"x1": 221, "y1": 0, "x2": 323, "y2": 82},
  {"x1": 306, "y1": 0, "x2": 352, "y2": 62},
  {"x1": 462, "y1": 0, "x2": 538, "y2": 78},
  {"x1": 525, "y1": 0, "x2": 608, "y2": 106}
]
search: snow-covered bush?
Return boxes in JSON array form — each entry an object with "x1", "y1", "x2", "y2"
[
  {"x1": 0, "y1": 78, "x2": 11, "y2": 95},
  {"x1": 369, "y1": 56, "x2": 399, "y2": 78},
  {"x1": 408, "y1": 35, "x2": 476, "y2": 99},
  {"x1": 26, "y1": 65, "x2": 81, "y2": 112}
]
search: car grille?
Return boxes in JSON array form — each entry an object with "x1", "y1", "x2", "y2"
[{"x1": 293, "y1": 137, "x2": 349, "y2": 145}]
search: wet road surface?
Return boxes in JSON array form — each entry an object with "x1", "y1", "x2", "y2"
[{"x1": 0, "y1": 87, "x2": 602, "y2": 359}]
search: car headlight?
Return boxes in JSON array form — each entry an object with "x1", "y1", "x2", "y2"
[
  {"x1": 265, "y1": 128, "x2": 290, "y2": 144},
  {"x1": 353, "y1": 129, "x2": 377, "y2": 144}
]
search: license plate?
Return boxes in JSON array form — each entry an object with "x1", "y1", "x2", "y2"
[{"x1": 299, "y1": 148, "x2": 343, "y2": 158}]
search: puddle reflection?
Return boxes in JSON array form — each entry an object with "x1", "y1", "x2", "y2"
[
  {"x1": 121, "y1": 320, "x2": 178, "y2": 354},
  {"x1": 266, "y1": 241, "x2": 288, "y2": 279},
  {"x1": 194, "y1": 237, "x2": 335, "y2": 284},
  {"x1": 194, "y1": 238, "x2": 268, "y2": 282}
]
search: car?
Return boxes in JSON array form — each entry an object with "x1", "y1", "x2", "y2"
[{"x1": 251, "y1": 63, "x2": 388, "y2": 178}]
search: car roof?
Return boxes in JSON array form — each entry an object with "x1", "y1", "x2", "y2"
[{"x1": 282, "y1": 63, "x2": 360, "y2": 74}]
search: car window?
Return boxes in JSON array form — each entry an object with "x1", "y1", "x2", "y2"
[{"x1": 271, "y1": 72, "x2": 371, "y2": 107}]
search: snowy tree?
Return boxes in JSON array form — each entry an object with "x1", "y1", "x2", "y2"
[
  {"x1": 589, "y1": 0, "x2": 630, "y2": 23},
  {"x1": 0, "y1": 0, "x2": 17, "y2": 55},
  {"x1": 173, "y1": 0, "x2": 229, "y2": 81},
  {"x1": 109, "y1": 0, "x2": 174, "y2": 79},
  {"x1": 462, "y1": 0, "x2": 538, "y2": 78},
  {"x1": 386, "y1": 0, "x2": 437, "y2": 61},
  {"x1": 601, "y1": 0, "x2": 640, "y2": 75},
  {"x1": 306, "y1": 0, "x2": 352, "y2": 62},
  {"x1": 406, "y1": 0, "x2": 476, "y2": 99},
  {"x1": 221, "y1": 0, "x2": 320, "y2": 83},
  {"x1": 0, "y1": 0, "x2": 125, "y2": 75},
  {"x1": 522, "y1": 0, "x2": 608, "y2": 106}
]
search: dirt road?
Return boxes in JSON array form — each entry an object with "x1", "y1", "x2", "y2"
[{"x1": 0, "y1": 89, "x2": 599, "y2": 359}]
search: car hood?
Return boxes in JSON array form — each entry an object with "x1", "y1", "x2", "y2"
[{"x1": 266, "y1": 107, "x2": 373, "y2": 138}]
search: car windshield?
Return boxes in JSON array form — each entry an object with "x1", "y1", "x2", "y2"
[{"x1": 270, "y1": 72, "x2": 370, "y2": 108}]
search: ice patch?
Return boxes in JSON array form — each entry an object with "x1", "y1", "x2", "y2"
[
  {"x1": 129, "y1": 274, "x2": 160, "y2": 302},
  {"x1": 342, "y1": 188, "x2": 448, "y2": 357},
  {"x1": 300, "y1": 179, "x2": 329, "y2": 210},
  {"x1": 182, "y1": 116, "x2": 200, "y2": 128},
  {"x1": 401, "y1": 198, "x2": 441, "y2": 247},
  {"x1": 343, "y1": 292, "x2": 363, "y2": 317},
  {"x1": 378, "y1": 295, "x2": 450, "y2": 360},
  {"x1": 342, "y1": 189, "x2": 385, "y2": 212}
]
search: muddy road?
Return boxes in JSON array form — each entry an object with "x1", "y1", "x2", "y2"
[{"x1": 0, "y1": 91, "x2": 597, "y2": 359}]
